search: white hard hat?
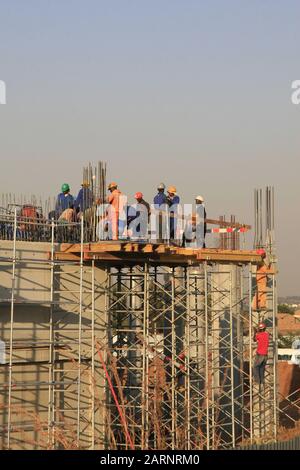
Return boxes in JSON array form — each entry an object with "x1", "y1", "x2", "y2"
[
  {"x1": 195, "y1": 195, "x2": 204, "y2": 202},
  {"x1": 157, "y1": 183, "x2": 165, "y2": 190}
]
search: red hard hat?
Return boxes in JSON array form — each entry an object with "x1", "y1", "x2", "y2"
[
  {"x1": 135, "y1": 192, "x2": 143, "y2": 199},
  {"x1": 256, "y1": 248, "x2": 266, "y2": 258},
  {"x1": 258, "y1": 322, "x2": 266, "y2": 329}
]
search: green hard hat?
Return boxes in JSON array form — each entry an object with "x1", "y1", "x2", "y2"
[{"x1": 61, "y1": 183, "x2": 70, "y2": 193}]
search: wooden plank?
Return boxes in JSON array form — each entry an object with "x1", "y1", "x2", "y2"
[
  {"x1": 55, "y1": 250, "x2": 262, "y2": 265},
  {"x1": 59, "y1": 241, "x2": 126, "y2": 253},
  {"x1": 87, "y1": 243, "x2": 123, "y2": 252},
  {"x1": 56, "y1": 242, "x2": 263, "y2": 264},
  {"x1": 196, "y1": 251, "x2": 260, "y2": 262},
  {"x1": 54, "y1": 252, "x2": 81, "y2": 261},
  {"x1": 59, "y1": 243, "x2": 83, "y2": 253},
  {"x1": 83, "y1": 253, "x2": 127, "y2": 261},
  {"x1": 175, "y1": 248, "x2": 197, "y2": 256}
]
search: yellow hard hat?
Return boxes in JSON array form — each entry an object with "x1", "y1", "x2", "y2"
[
  {"x1": 108, "y1": 182, "x2": 118, "y2": 190},
  {"x1": 82, "y1": 180, "x2": 90, "y2": 187},
  {"x1": 167, "y1": 185, "x2": 177, "y2": 194}
]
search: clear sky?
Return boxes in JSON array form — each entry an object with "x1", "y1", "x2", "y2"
[{"x1": 0, "y1": 0, "x2": 299, "y2": 295}]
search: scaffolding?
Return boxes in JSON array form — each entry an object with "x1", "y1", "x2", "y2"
[
  {"x1": 0, "y1": 215, "x2": 102, "y2": 449},
  {"x1": 104, "y1": 262, "x2": 277, "y2": 449},
  {"x1": 0, "y1": 210, "x2": 280, "y2": 450}
]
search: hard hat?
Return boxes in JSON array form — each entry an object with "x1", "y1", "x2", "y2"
[
  {"x1": 61, "y1": 183, "x2": 70, "y2": 193},
  {"x1": 195, "y1": 195, "x2": 204, "y2": 202},
  {"x1": 256, "y1": 248, "x2": 266, "y2": 258},
  {"x1": 108, "y1": 182, "x2": 118, "y2": 190},
  {"x1": 157, "y1": 183, "x2": 165, "y2": 190},
  {"x1": 167, "y1": 185, "x2": 177, "y2": 194},
  {"x1": 258, "y1": 322, "x2": 266, "y2": 330},
  {"x1": 134, "y1": 192, "x2": 143, "y2": 199},
  {"x1": 82, "y1": 180, "x2": 90, "y2": 187}
]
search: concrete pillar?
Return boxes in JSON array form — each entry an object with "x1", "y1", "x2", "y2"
[
  {"x1": 0, "y1": 240, "x2": 108, "y2": 449},
  {"x1": 210, "y1": 263, "x2": 243, "y2": 448},
  {"x1": 187, "y1": 265, "x2": 206, "y2": 448}
]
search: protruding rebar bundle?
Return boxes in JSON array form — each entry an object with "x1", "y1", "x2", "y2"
[{"x1": 254, "y1": 186, "x2": 275, "y2": 255}]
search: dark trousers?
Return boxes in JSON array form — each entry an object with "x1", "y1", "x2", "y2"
[{"x1": 253, "y1": 354, "x2": 267, "y2": 384}]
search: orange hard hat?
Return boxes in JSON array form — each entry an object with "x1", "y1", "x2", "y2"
[
  {"x1": 135, "y1": 192, "x2": 143, "y2": 199},
  {"x1": 108, "y1": 182, "x2": 118, "y2": 190},
  {"x1": 167, "y1": 185, "x2": 177, "y2": 194}
]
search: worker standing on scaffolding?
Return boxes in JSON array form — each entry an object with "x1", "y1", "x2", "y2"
[
  {"x1": 252, "y1": 249, "x2": 276, "y2": 311},
  {"x1": 182, "y1": 195, "x2": 207, "y2": 248},
  {"x1": 195, "y1": 195, "x2": 206, "y2": 248},
  {"x1": 153, "y1": 183, "x2": 167, "y2": 242},
  {"x1": 107, "y1": 182, "x2": 126, "y2": 240},
  {"x1": 55, "y1": 184, "x2": 74, "y2": 219},
  {"x1": 127, "y1": 192, "x2": 151, "y2": 240},
  {"x1": 75, "y1": 180, "x2": 93, "y2": 218},
  {"x1": 253, "y1": 322, "x2": 269, "y2": 385},
  {"x1": 166, "y1": 185, "x2": 180, "y2": 242}
]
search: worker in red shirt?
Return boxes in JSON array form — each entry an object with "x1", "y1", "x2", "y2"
[{"x1": 253, "y1": 322, "x2": 269, "y2": 385}]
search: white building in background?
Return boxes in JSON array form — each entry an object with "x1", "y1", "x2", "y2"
[{"x1": 278, "y1": 339, "x2": 300, "y2": 365}]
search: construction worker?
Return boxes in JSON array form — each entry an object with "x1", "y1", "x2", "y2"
[
  {"x1": 195, "y1": 195, "x2": 207, "y2": 248},
  {"x1": 107, "y1": 182, "x2": 126, "y2": 240},
  {"x1": 75, "y1": 181, "x2": 93, "y2": 214},
  {"x1": 153, "y1": 183, "x2": 167, "y2": 242},
  {"x1": 58, "y1": 205, "x2": 75, "y2": 223},
  {"x1": 128, "y1": 192, "x2": 151, "y2": 239},
  {"x1": 183, "y1": 195, "x2": 206, "y2": 248},
  {"x1": 253, "y1": 322, "x2": 269, "y2": 385},
  {"x1": 153, "y1": 183, "x2": 167, "y2": 207},
  {"x1": 252, "y1": 249, "x2": 275, "y2": 311},
  {"x1": 166, "y1": 185, "x2": 180, "y2": 241},
  {"x1": 55, "y1": 184, "x2": 74, "y2": 219}
]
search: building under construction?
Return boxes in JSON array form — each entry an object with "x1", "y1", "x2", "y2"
[{"x1": 0, "y1": 170, "x2": 279, "y2": 450}]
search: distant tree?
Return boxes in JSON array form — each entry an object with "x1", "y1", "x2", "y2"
[{"x1": 278, "y1": 304, "x2": 295, "y2": 314}]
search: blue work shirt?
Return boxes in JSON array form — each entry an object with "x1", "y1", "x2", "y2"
[
  {"x1": 55, "y1": 193, "x2": 74, "y2": 217},
  {"x1": 167, "y1": 195, "x2": 180, "y2": 206},
  {"x1": 75, "y1": 187, "x2": 93, "y2": 212},
  {"x1": 167, "y1": 195, "x2": 180, "y2": 238},
  {"x1": 153, "y1": 192, "x2": 167, "y2": 207}
]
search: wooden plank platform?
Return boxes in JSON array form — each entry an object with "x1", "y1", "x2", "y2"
[{"x1": 54, "y1": 242, "x2": 263, "y2": 265}]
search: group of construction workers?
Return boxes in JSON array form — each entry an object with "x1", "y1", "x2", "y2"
[
  {"x1": 52, "y1": 182, "x2": 93, "y2": 223},
  {"x1": 54, "y1": 181, "x2": 207, "y2": 247}
]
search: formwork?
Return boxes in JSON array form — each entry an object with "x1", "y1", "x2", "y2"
[{"x1": 0, "y1": 216, "x2": 278, "y2": 450}]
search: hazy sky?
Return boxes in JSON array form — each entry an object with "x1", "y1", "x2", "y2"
[{"x1": 0, "y1": 0, "x2": 299, "y2": 296}]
